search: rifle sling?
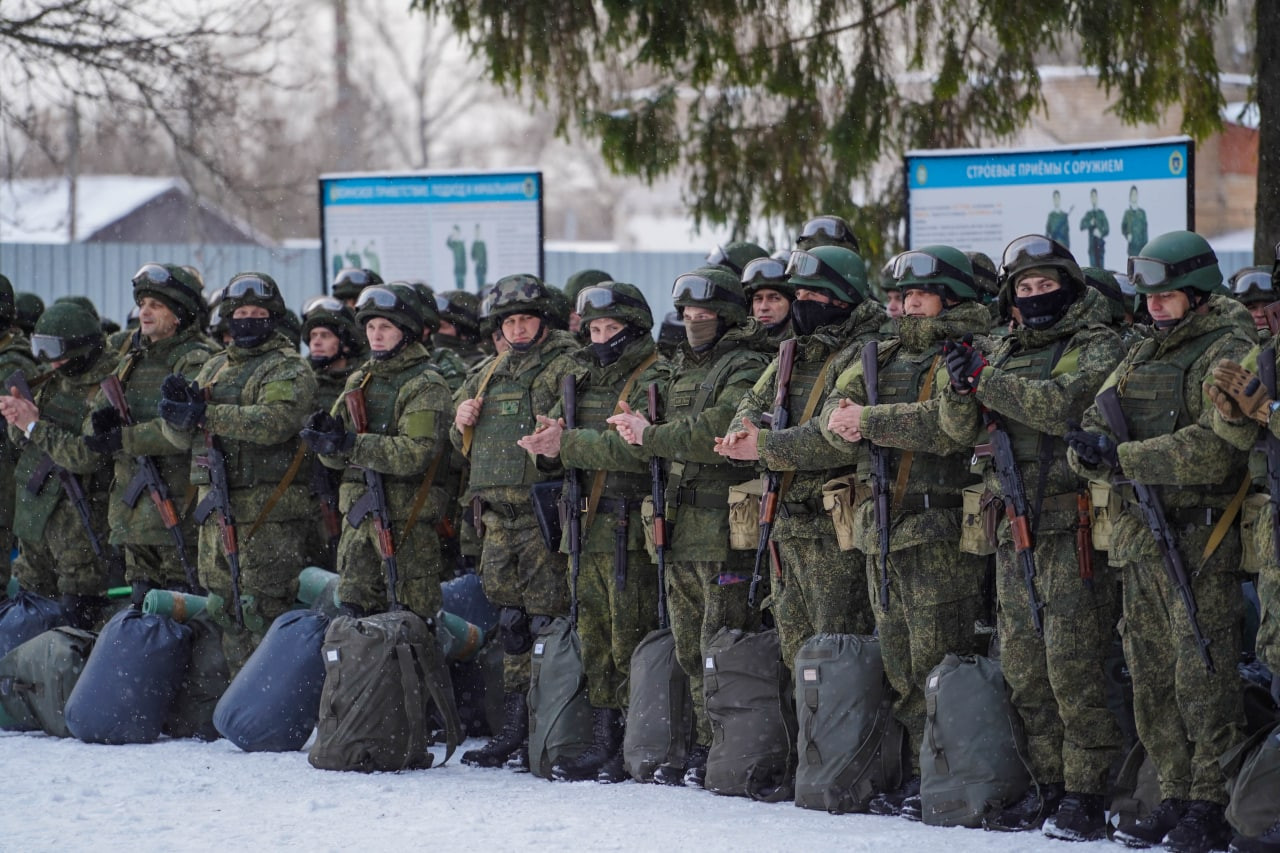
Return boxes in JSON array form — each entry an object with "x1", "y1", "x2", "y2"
[
  {"x1": 889, "y1": 354, "x2": 941, "y2": 512},
  {"x1": 244, "y1": 444, "x2": 308, "y2": 542},
  {"x1": 777, "y1": 351, "x2": 839, "y2": 503},
  {"x1": 401, "y1": 448, "x2": 446, "y2": 540},
  {"x1": 460, "y1": 351, "x2": 509, "y2": 458},
  {"x1": 585, "y1": 351, "x2": 658, "y2": 529},
  {"x1": 1197, "y1": 473, "x2": 1250, "y2": 569},
  {"x1": 1028, "y1": 339, "x2": 1071, "y2": 533}
]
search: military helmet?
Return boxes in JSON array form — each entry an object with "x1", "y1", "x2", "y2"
[
  {"x1": 796, "y1": 215, "x2": 860, "y2": 253},
  {"x1": 219, "y1": 272, "x2": 287, "y2": 317},
  {"x1": 132, "y1": 262, "x2": 204, "y2": 328},
  {"x1": 54, "y1": 295, "x2": 99, "y2": 320},
  {"x1": 785, "y1": 245, "x2": 869, "y2": 305},
  {"x1": 279, "y1": 309, "x2": 303, "y2": 348},
  {"x1": 706, "y1": 241, "x2": 768, "y2": 277},
  {"x1": 0, "y1": 274, "x2": 14, "y2": 327},
  {"x1": 1227, "y1": 266, "x2": 1276, "y2": 305},
  {"x1": 1129, "y1": 231, "x2": 1223, "y2": 294},
  {"x1": 879, "y1": 256, "x2": 902, "y2": 294},
  {"x1": 15, "y1": 291, "x2": 45, "y2": 335},
  {"x1": 544, "y1": 284, "x2": 572, "y2": 330},
  {"x1": 576, "y1": 281, "x2": 654, "y2": 332},
  {"x1": 332, "y1": 267, "x2": 382, "y2": 302},
  {"x1": 999, "y1": 234, "x2": 1084, "y2": 292},
  {"x1": 356, "y1": 282, "x2": 425, "y2": 342},
  {"x1": 965, "y1": 252, "x2": 1000, "y2": 302},
  {"x1": 740, "y1": 255, "x2": 795, "y2": 299},
  {"x1": 406, "y1": 281, "x2": 443, "y2": 331},
  {"x1": 436, "y1": 290, "x2": 480, "y2": 338},
  {"x1": 1082, "y1": 267, "x2": 1129, "y2": 323},
  {"x1": 480, "y1": 274, "x2": 556, "y2": 323},
  {"x1": 31, "y1": 302, "x2": 103, "y2": 365},
  {"x1": 656, "y1": 310, "x2": 684, "y2": 353},
  {"x1": 671, "y1": 266, "x2": 749, "y2": 325},
  {"x1": 301, "y1": 295, "x2": 365, "y2": 359},
  {"x1": 888, "y1": 245, "x2": 978, "y2": 302},
  {"x1": 563, "y1": 269, "x2": 613, "y2": 307}
]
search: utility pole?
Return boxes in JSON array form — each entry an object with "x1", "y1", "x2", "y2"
[
  {"x1": 334, "y1": 0, "x2": 358, "y2": 171},
  {"x1": 67, "y1": 99, "x2": 80, "y2": 242}
]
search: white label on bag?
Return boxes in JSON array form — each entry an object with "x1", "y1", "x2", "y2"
[
  {"x1": 533, "y1": 642, "x2": 545, "y2": 656},
  {"x1": 803, "y1": 667, "x2": 818, "y2": 682},
  {"x1": 705, "y1": 657, "x2": 715, "y2": 671},
  {"x1": 326, "y1": 649, "x2": 339, "y2": 662}
]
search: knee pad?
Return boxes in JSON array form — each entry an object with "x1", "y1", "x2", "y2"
[{"x1": 499, "y1": 606, "x2": 533, "y2": 655}]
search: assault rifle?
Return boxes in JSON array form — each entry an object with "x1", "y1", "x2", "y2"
[
  {"x1": 749, "y1": 338, "x2": 797, "y2": 608},
  {"x1": 101, "y1": 374, "x2": 200, "y2": 591},
  {"x1": 193, "y1": 426, "x2": 244, "y2": 627},
  {"x1": 1260, "y1": 346, "x2": 1280, "y2": 566},
  {"x1": 647, "y1": 382, "x2": 669, "y2": 628},
  {"x1": 561, "y1": 374, "x2": 583, "y2": 627},
  {"x1": 861, "y1": 341, "x2": 892, "y2": 612},
  {"x1": 1095, "y1": 387, "x2": 1213, "y2": 672},
  {"x1": 344, "y1": 387, "x2": 401, "y2": 610},
  {"x1": 310, "y1": 455, "x2": 342, "y2": 562}
]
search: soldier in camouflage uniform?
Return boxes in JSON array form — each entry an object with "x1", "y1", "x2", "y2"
[
  {"x1": 332, "y1": 267, "x2": 381, "y2": 309},
  {"x1": 450, "y1": 274, "x2": 581, "y2": 769},
  {"x1": 705, "y1": 241, "x2": 768, "y2": 279},
  {"x1": 563, "y1": 269, "x2": 613, "y2": 339},
  {"x1": 818, "y1": 247, "x2": 991, "y2": 820},
  {"x1": 1067, "y1": 231, "x2": 1252, "y2": 852},
  {"x1": 608, "y1": 266, "x2": 771, "y2": 787},
  {"x1": 0, "y1": 303, "x2": 117, "y2": 628},
  {"x1": 14, "y1": 292, "x2": 43, "y2": 336},
  {"x1": 519, "y1": 281, "x2": 668, "y2": 783},
  {"x1": 433, "y1": 290, "x2": 487, "y2": 368},
  {"x1": 796, "y1": 214, "x2": 860, "y2": 253},
  {"x1": 939, "y1": 235, "x2": 1126, "y2": 839},
  {"x1": 158, "y1": 273, "x2": 317, "y2": 674},
  {"x1": 84, "y1": 264, "x2": 216, "y2": 603},
  {"x1": 299, "y1": 296, "x2": 365, "y2": 570},
  {"x1": 718, "y1": 245, "x2": 885, "y2": 670},
  {"x1": 741, "y1": 254, "x2": 794, "y2": 345},
  {"x1": 303, "y1": 283, "x2": 452, "y2": 618},
  {"x1": 1227, "y1": 266, "x2": 1277, "y2": 344},
  {"x1": 0, "y1": 275, "x2": 37, "y2": 600}
]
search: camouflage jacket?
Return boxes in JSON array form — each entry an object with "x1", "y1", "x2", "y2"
[{"x1": 0, "y1": 331, "x2": 38, "y2": 534}]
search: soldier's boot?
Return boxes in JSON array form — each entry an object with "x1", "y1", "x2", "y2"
[
  {"x1": 461, "y1": 691, "x2": 528, "y2": 768},
  {"x1": 596, "y1": 744, "x2": 629, "y2": 784},
  {"x1": 682, "y1": 742, "x2": 710, "y2": 788},
  {"x1": 60, "y1": 594, "x2": 108, "y2": 631},
  {"x1": 1041, "y1": 791, "x2": 1106, "y2": 842},
  {"x1": 551, "y1": 707, "x2": 623, "y2": 781},
  {"x1": 869, "y1": 775, "x2": 920, "y2": 817},
  {"x1": 984, "y1": 781, "x2": 1065, "y2": 832},
  {"x1": 1231, "y1": 819, "x2": 1280, "y2": 853},
  {"x1": 504, "y1": 739, "x2": 529, "y2": 772},
  {"x1": 1162, "y1": 800, "x2": 1232, "y2": 853},
  {"x1": 1112, "y1": 798, "x2": 1188, "y2": 849}
]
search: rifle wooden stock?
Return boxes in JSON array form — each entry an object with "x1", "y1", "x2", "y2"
[
  {"x1": 1076, "y1": 490, "x2": 1094, "y2": 586},
  {"x1": 749, "y1": 339, "x2": 798, "y2": 608}
]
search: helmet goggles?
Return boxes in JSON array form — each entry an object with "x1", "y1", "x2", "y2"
[{"x1": 1128, "y1": 252, "x2": 1218, "y2": 289}]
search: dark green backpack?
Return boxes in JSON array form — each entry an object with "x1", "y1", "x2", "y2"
[
  {"x1": 309, "y1": 611, "x2": 461, "y2": 772},
  {"x1": 527, "y1": 617, "x2": 592, "y2": 779},
  {"x1": 163, "y1": 613, "x2": 230, "y2": 741},
  {"x1": 1222, "y1": 721, "x2": 1280, "y2": 838},
  {"x1": 703, "y1": 627, "x2": 797, "y2": 801},
  {"x1": 0, "y1": 626, "x2": 95, "y2": 737},
  {"x1": 623, "y1": 626, "x2": 693, "y2": 782},
  {"x1": 794, "y1": 633, "x2": 905, "y2": 814}
]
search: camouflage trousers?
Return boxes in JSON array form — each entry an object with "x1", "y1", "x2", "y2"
[
  {"x1": 998, "y1": 529, "x2": 1120, "y2": 794},
  {"x1": 869, "y1": 540, "x2": 987, "y2": 774},
  {"x1": 337, "y1": 515, "x2": 443, "y2": 620},
  {"x1": 1256, "y1": 558, "x2": 1280, "y2": 677},
  {"x1": 13, "y1": 501, "x2": 109, "y2": 598},
  {"x1": 123, "y1": 534, "x2": 201, "y2": 592},
  {"x1": 772, "y1": 524, "x2": 875, "y2": 671},
  {"x1": 667, "y1": 556, "x2": 759, "y2": 746},
  {"x1": 1122, "y1": 554, "x2": 1245, "y2": 804},
  {"x1": 576, "y1": 548, "x2": 660, "y2": 709},
  {"x1": 199, "y1": 517, "x2": 307, "y2": 677},
  {"x1": 478, "y1": 508, "x2": 570, "y2": 693},
  {"x1": 301, "y1": 510, "x2": 339, "y2": 573}
]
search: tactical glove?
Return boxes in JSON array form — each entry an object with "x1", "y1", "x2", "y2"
[
  {"x1": 1203, "y1": 380, "x2": 1247, "y2": 424},
  {"x1": 300, "y1": 411, "x2": 354, "y2": 455},
  {"x1": 1064, "y1": 422, "x2": 1120, "y2": 471},
  {"x1": 84, "y1": 407, "x2": 124, "y2": 454},
  {"x1": 158, "y1": 375, "x2": 206, "y2": 430},
  {"x1": 1211, "y1": 360, "x2": 1274, "y2": 426},
  {"x1": 943, "y1": 338, "x2": 987, "y2": 395}
]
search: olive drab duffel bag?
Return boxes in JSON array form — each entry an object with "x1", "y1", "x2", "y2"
[
  {"x1": 793, "y1": 633, "x2": 905, "y2": 814},
  {"x1": 0, "y1": 626, "x2": 95, "y2": 737},
  {"x1": 623, "y1": 626, "x2": 693, "y2": 783},
  {"x1": 703, "y1": 627, "x2": 797, "y2": 801},
  {"x1": 163, "y1": 613, "x2": 230, "y2": 741},
  {"x1": 309, "y1": 610, "x2": 462, "y2": 773},
  {"x1": 919, "y1": 653, "x2": 1032, "y2": 827},
  {"x1": 527, "y1": 616, "x2": 593, "y2": 779}
]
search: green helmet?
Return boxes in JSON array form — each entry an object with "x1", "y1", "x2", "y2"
[
  {"x1": 563, "y1": 269, "x2": 613, "y2": 307},
  {"x1": 31, "y1": 302, "x2": 104, "y2": 372},
  {"x1": 301, "y1": 295, "x2": 365, "y2": 359},
  {"x1": 220, "y1": 272, "x2": 287, "y2": 317},
  {"x1": 706, "y1": 241, "x2": 768, "y2": 277},
  {"x1": 965, "y1": 252, "x2": 1000, "y2": 302},
  {"x1": 356, "y1": 283, "x2": 425, "y2": 342},
  {"x1": 887, "y1": 246, "x2": 978, "y2": 302},
  {"x1": 332, "y1": 267, "x2": 383, "y2": 302},
  {"x1": 0, "y1": 274, "x2": 14, "y2": 328},
  {"x1": 740, "y1": 255, "x2": 794, "y2": 300},
  {"x1": 131, "y1": 263, "x2": 204, "y2": 328},
  {"x1": 998, "y1": 234, "x2": 1084, "y2": 293},
  {"x1": 576, "y1": 281, "x2": 654, "y2": 332},
  {"x1": 1128, "y1": 230, "x2": 1223, "y2": 294},
  {"x1": 279, "y1": 309, "x2": 303, "y2": 348},
  {"x1": 544, "y1": 284, "x2": 572, "y2": 330},
  {"x1": 436, "y1": 290, "x2": 481, "y2": 339},
  {"x1": 785, "y1": 245, "x2": 869, "y2": 305},
  {"x1": 796, "y1": 215, "x2": 860, "y2": 253},
  {"x1": 672, "y1": 266, "x2": 749, "y2": 325},
  {"x1": 1082, "y1": 267, "x2": 1128, "y2": 323},
  {"x1": 481, "y1": 274, "x2": 556, "y2": 323},
  {"x1": 15, "y1": 292, "x2": 45, "y2": 335},
  {"x1": 406, "y1": 281, "x2": 443, "y2": 331},
  {"x1": 54, "y1": 295, "x2": 99, "y2": 321},
  {"x1": 1227, "y1": 266, "x2": 1276, "y2": 305}
]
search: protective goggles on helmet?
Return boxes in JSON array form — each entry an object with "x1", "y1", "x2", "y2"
[
  {"x1": 355, "y1": 286, "x2": 409, "y2": 312},
  {"x1": 1229, "y1": 270, "x2": 1276, "y2": 298},
  {"x1": 1127, "y1": 252, "x2": 1218, "y2": 289},
  {"x1": 999, "y1": 235, "x2": 1076, "y2": 278},
  {"x1": 131, "y1": 263, "x2": 201, "y2": 302},
  {"x1": 799, "y1": 216, "x2": 853, "y2": 242},
  {"x1": 671, "y1": 274, "x2": 747, "y2": 307},
  {"x1": 785, "y1": 250, "x2": 851, "y2": 293},
  {"x1": 740, "y1": 257, "x2": 788, "y2": 287},
  {"x1": 333, "y1": 268, "x2": 379, "y2": 288},
  {"x1": 31, "y1": 333, "x2": 94, "y2": 361},
  {"x1": 481, "y1": 275, "x2": 544, "y2": 316},
  {"x1": 575, "y1": 285, "x2": 647, "y2": 314},
  {"x1": 889, "y1": 251, "x2": 975, "y2": 289},
  {"x1": 705, "y1": 245, "x2": 745, "y2": 275},
  {"x1": 224, "y1": 275, "x2": 279, "y2": 302},
  {"x1": 302, "y1": 295, "x2": 346, "y2": 317}
]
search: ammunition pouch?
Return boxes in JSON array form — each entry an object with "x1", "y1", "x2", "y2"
[
  {"x1": 821, "y1": 474, "x2": 860, "y2": 552},
  {"x1": 1239, "y1": 492, "x2": 1272, "y2": 575},
  {"x1": 960, "y1": 486, "x2": 997, "y2": 556},
  {"x1": 727, "y1": 480, "x2": 763, "y2": 551},
  {"x1": 529, "y1": 480, "x2": 564, "y2": 552},
  {"x1": 1089, "y1": 481, "x2": 1114, "y2": 551}
]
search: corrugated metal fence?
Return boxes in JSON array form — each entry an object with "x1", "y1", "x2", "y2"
[{"x1": 0, "y1": 243, "x2": 706, "y2": 326}]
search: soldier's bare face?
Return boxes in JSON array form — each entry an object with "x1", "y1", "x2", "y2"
[
  {"x1": 751, "y1": 289, "x2": 790, "y2": 325},
  {"x1": 902, "y1": 288, "x2": 943, "y2": 318},
  {"x1": 1145, "y1": 290, "x2": 1190, "y2": 324},
  {"x1": 501, "y1": 313, "x2": 543, "y2": 346},
  {"x1": 885, "y1": 291, "x2": 904, "y2": 318},
  {"x1": 308, "y1": 326, "x2": 341, "y2": 358},
  {"x1": 588, "y1": 317, "x2": 625, "y2": 343},
  {"x1": 138, "y1": 296, "x2": 179, "y2": 342},
  {"x1": 1249, "y1": 304, "x2": 1269, "y2": 331},
  {"x1": 364, "y1": 317, "x2": 404, "y2": 353}
]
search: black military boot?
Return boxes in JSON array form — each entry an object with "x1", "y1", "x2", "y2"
[
  {"x1": 504, "y1": 739, "x2": 529, "y2": 772},
  {"x1": 1231, "y1": 819, "x2": 1280, "y2": 853},
  {"x1": 60, "y1": 594, "x2": 108, "y2": 631},
  {"x1": 682, "y1": 742, "x2": 710, "y2": 788},
  {"x1": 653, "y1": 742, "x2": 703, "y2": 787},
  {"x1": 1163, "y1": 799, "x2": 1232, "y2": 853},
  {"x1": 461, "y1": 691, "x2": 528, "y2": 768},
  {"x1": 1113, "y1": 798, "x2": 1188, "y2": 849},
  {"x1": 985, "y1": 781, "x2": 1065, "y2": 832},
  {"x1": 596, "y1": 744, "x2": 629, "y2": 784},
  {"x1": 1041, "y1": 791, "x2": 1106, "y2": 841},
  {"x1": 552, "y1": 708, "x2": 623, "y2": 781},
  {"x1": 869, "y1": 775, "x2": 920, "y2": 817}
]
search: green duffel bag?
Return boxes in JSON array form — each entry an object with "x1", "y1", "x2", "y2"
[
  {"x1": 163, "y1": 613, "x2": 231, "y2": 741},
  {"x1": 527, "y1": 617, "x2": 592, "y2": 779},
  {"x1": 0, "y1": 626, "x2": 96, "y2": 737},
  {"x1": 1221, "y1": 720, "x2": 1280, "y2": 839},
  {"x1": 623, "y1": 627, "x2": 693, "y2": 783}
]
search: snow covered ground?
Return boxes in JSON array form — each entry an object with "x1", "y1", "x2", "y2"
[{"x1": 2, "y1": 730, "x2": 1118, "y2": 853}]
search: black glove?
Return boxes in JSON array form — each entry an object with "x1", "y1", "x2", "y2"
[
  {"x1": 84, "y1": 407, "x2": 124, "y2": 454},
  {"x1": 1064, "y1": 421, "x2": 1120, "y2": 471},
  {"x1": 300, "y1": 411, "x2": 354, "y2": 455},
  {"x1": 943, "y1": 338, "x2": 987, "y2": 394},
  {"x1": 157, "y1": 375, "x2": 206, "y2": 430}
]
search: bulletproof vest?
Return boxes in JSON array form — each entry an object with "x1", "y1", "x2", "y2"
[
  {"x1": 314, "y1": 367, "x2": 354, "y2": 416},
  {"x1": 342, "y1": 356, "x2": 439, "y2": 487},
  {"x1": 575, "y1": 377, "x2": 649, "y2": 498},
  {"x1": 468, "y1": 356, "x2": 543, "y2": 490},
  {"x1": 993, "y1": 342, "x2": 1066, "y2": 462},
  {"x1": 192, "y1": 349, "x2": 301, "y2": 489},
  {"x1": 664, "y1": 351, "x2": 744, "y2": 489},
  {"x1": 876, "y1": 347, "x2": 972, "y2": 493}
]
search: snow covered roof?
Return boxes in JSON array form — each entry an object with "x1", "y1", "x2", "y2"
[
  {"x1": 0, "y1": 175, "x2": 184, "y2": 243},
  {"x1": 1222, "y1": 101, "x2": 1258, "y2": 130}
]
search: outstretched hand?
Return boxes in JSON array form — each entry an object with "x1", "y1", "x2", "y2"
[
  {"x1": 714, "y1": 417, "x2": 762, "y2": 460},
  {"x1": 517, "y1": 414, "x2": 565, "y2": 457},
  {"x1": 607, "y1": 402, "x2": 651, "y2": 446}
]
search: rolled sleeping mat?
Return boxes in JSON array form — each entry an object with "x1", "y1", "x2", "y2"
[{"x1": 296, "y1": 566, "x2": 340, "y2": 617}]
